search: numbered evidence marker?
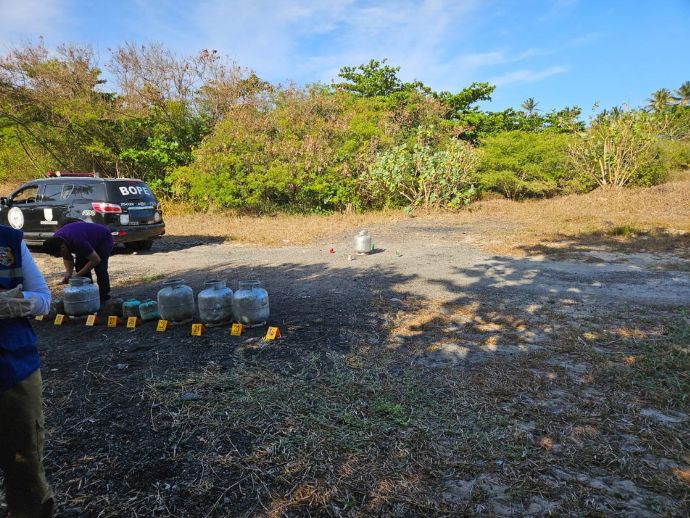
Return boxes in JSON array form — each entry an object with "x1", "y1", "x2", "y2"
[
  {"x1": 126, "y1": 316, "x2": 139, "y2": 329},
  {"x1": 191, "y1": 323, "x2": 205, "y2": 336},
  {"x1": 156, "y1": 319, "x2": 169, "y2": 332},
  {"x1": 107, "y1": 315, "x2": 119, "y2": 328},
  {"x1": 85, "y1": 314, "x2": 98, "y2": 327},
  {"x1": 53, "y1": 314, "x2": 65, "y2": 326},
  {"x1": 35, "y1": 315, "x2": 45, "y2": 321},
  {"x1": 265, "y1": 326, "x2": 282, "y2": 340},
  {"x1": 230, "y1": 323, "x2": 245, "y2": 336}
]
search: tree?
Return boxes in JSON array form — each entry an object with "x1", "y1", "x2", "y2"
[
  {"x1": 674, "y1": 81, "x2": 690, "y2": 106},
  {"x1": 521, "y1": 97, "x2": 539, "y2": 116},
  {"x1": 0, "y1": 41, "x2": 123, "y2": 174},
  {"x1": 336, "y1": 59, "x2": 413, "y2": 98},
  {"x1": 433, "y1": 82, "x2": 495, "y2": 120},
  {"x1": 647, "y1": 88, "x2": 673, "y2": 112}
]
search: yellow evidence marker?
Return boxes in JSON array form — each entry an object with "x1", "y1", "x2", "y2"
[
  {"x1": 35, "y1": 315, "x2": 44, "y2": 321},
  {"x1": 191, "y1": 323, "x2": 205, "y2": 336},
  {"x1": 230, "y1": 323, "x2": 245, "y2": 336},
  {"x1": 54, "y1": 314, "x2": 65, "y2": 326},
  {"x1": 265, "y1": 327, "x2": 282, "y2": 340},
  {"x1": 126, "y1": 316, "x2": 139, "y2": 329},
  {"x1": 85, "y1": 314, "x2": 98, "y2": 327},
  {"x1": 156, "y1": 320, "x2": 169, "y2": 332},
  {"x1": 107, "y1": 316, "x2": 119, "y2": 328}
]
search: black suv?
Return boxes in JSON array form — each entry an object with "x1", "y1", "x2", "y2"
[{"x1": 0, "y1": 172, "x2": 165, "y2": 250}]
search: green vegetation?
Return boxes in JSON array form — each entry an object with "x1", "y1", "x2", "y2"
[
  {"x1": 477, "y1": 130, "x2": 577, "y2": 199},
  {"x1": 1, "y1": 41, "x2": 688, "y2": 211}
]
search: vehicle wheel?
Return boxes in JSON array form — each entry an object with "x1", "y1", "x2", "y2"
[{"x1": 125, "y1": 240, "x2": 153, "y2": 251}]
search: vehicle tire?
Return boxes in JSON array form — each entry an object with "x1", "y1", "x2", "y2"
[{"x1": 125, "y1": 240, "x2": 153, "y2": 251}]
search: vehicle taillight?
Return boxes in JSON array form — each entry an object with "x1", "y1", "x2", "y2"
[{"x1": 92, "y1": 202, "x2": 122, "y2": 214}]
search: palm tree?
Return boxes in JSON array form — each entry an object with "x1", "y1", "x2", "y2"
[
  {"x1": 647, "y1": 88, "x2": 673, "y2": 112},
  {"x1": 521, "y1": 97, "x2": 539, "y2": 116},
  {"x1": 674, "y1": 81, "x2": 690, "y2": 106}
]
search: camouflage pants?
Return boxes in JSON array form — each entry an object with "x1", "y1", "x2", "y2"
[{"x1": 0, "y1": 370, "x2": 54, "y2": 518}]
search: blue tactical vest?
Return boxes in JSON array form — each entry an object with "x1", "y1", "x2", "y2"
[{"x1": 0, "y1": 225, "x2": 40, "y2": 391}]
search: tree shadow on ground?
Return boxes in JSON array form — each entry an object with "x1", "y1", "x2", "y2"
[
  {"x1": 26, "y1": 251, "x2": 690, "y2": 517},
  {"x1": 114, "y1": 235, "x2": 228, "y2": 255},
  {"x1": 517, "y1": 227, "x2": 690, "y2": 261}
]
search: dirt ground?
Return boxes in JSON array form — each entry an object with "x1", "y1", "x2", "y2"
[{"x1": 2, "y1": 216, "x2": 689, "y2": 517}]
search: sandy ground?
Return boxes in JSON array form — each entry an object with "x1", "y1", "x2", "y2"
[{"x1": 34, "y1": 218, "x2": 690, "y2": 308}]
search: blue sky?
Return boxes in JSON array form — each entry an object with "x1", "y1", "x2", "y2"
[{"x1": 1, "y1": 0, "x2": 688, "y2": 114}]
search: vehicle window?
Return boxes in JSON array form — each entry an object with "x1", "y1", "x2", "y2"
[
  {"x1": 41, "y1": 183, "x2": 71, "y2": 202},
  {"x1": 74, "y1": 183, "x2": 106, "y2": 200},
  {"x1": 106, "y1": 181, "x2": 158, "y2": 203},
  {"x1": 59, "y1": 184, "x2": 75, "y2": 199},
  {"x1": 12, "y1": 185, "x2": 39, "y2": 204}
]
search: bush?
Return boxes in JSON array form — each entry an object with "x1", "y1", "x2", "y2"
[
  {"x1": 568, "y1": 110, "x2": 668, "y2": 188},
  {"x1": 170, "y1": 88, "x2": 395, "y2": 212},
  {"x1": 476, "y1": 130, "x2": 575, "y2": 199},
  {"x1": 364, "y1": 137, "x2": 479, "y2": 208},
  {"x1": 656, "y1": 138, "x2": 690, "y2": 171}
]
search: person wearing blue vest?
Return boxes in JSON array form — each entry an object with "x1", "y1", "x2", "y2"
[{"x1": 0, "y1": 224, "x2": 53, "y2": 517}]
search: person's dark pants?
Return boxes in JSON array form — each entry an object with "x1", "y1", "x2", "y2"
[
  {"x1": 75, "y1": 242, "x2": 113, "y2": 301},
  {"x1": 0, "y1": 369, "x2": 54, "y2": 518}
]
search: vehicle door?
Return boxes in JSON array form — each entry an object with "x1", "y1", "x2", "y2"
[
  {"x1": 3, "y1": 183, "x2": 43, "y2": 238},
  {"x1": 38, "y1": 182, "x2": 75, "y2": 237}
]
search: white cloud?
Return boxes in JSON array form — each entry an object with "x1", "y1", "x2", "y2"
[
  {"x1": 0, "y1": 0, "x2": 578, "y2": 96},
  {"x1": 0, "y1": 0, "x2": 65, "y2": 50},
  {"x1": 490, "y1": 66, "x2": 570, "y2": 86},
  {"x1": 538, "y1": 0, "x2": 579, "y2": 21},
  {"x1": 182, "y1": 0, "x2": 580, "y2": 94},
  {"x1": 189, "y1": 0, "x2": 489, "y2": 87}
]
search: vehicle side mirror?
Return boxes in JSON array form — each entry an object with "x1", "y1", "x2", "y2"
[{"x1": 0, "y1": 197, "x2": 8, "y2": 206}]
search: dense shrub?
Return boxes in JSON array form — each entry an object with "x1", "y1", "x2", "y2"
[
  {"x1": 364, "y1": 136, "x2": 479, "y2": 208},
  {"x1": 568, "y1": 111, "x2": 669, "y2": 188},
  {"x1": 476, "y1": 131, "x2": 576, "y2": 199},
  {"x1": 656, "y1": 138, "x2": 690, "y2": 170},
  {"x1": 170, "y1": 88, "x2": 396, "y2": 212}
]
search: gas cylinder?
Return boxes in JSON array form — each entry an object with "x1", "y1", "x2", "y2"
[
  {"x1": 157, "y1": 279, "x2": 195, "y2": 323},
  {"x1": 198, "y1": 280, "x2": 234, "y2": 327},
  {"x1": 63, "y1": 277, "x2": 100, "y2": 316},
  {"x1": 354, "y1": 230, "x2": 372, "y2": 255},
  {"x1": 232, "y1": 280, "x2": 269, "y2": 327}
]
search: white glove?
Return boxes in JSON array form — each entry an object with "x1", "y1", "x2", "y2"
[
  {"x1": 0, "y1": 298, "x2": 33, "y2": 319},
  {"x1": 0, "y1": 284, "x2": 24, "y2": 299}
]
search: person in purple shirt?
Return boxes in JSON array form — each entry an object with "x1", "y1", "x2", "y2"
[{"x1": 42, "y1": 221, "x2": 115, "y2": 302}]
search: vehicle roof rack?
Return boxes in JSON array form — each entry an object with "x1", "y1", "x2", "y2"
[{"x1": 45, "y1": 171, "x2": 99, "y2": 178}]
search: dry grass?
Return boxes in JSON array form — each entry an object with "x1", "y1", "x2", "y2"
[
  {"x1": 164, "y1": 170, "x2": 690, "y2": 254},
  {"x1": 163, "y1": 207, "x2": 406, "y2": 246},
  {"x1": 135, "y1": 308, "x2": 690, "y2": 516},
  {"x1": 444, "y1": 169, "x2": 690, "y2": 256}
]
